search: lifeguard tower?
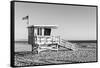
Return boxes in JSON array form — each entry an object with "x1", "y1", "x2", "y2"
[{"x1": 27, "y1": 25, "x2": 60, "y2": 53}]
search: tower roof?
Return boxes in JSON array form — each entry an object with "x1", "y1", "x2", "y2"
[{"x1": 27, "y1": 25, "x2": 58, "y2": 29}]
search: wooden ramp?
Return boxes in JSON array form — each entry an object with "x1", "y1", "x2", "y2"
[
  {"x1": 59, "y1": 39, "x2": 77, "y2": 51},
  {"x1": 38, "y1": 39, "x2": 77, "y2": 53}
]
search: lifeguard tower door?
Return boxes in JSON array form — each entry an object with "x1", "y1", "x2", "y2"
[
  {"x1": 28, "y1": 27, "x2": 34, "y2": 44},
  {"x1": 28, "y1": 27, "x2": 39, "y2": 53}
]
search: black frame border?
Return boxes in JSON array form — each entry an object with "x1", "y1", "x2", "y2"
[
  {"x1": 11, "y1": 1, "x2": 15, "y2": 67},
  {"x1": 10, "y1": 0, "x2": 98, "y2": 67}
]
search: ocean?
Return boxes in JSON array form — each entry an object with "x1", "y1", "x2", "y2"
[{"x1": 15, "y1": 42, "x2": 32, "y2": 52}]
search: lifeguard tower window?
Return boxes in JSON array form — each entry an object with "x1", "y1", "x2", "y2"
[
  {"x1": 44, "y1": 28, "x2": 51, "y2": 36},
  {"x1": 37, "y1": 28, "x2": 42, "y2": 35}
]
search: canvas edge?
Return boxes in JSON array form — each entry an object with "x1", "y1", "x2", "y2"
[{"x1": 10, "y1": 0, "x2": 98, "y2": 67}]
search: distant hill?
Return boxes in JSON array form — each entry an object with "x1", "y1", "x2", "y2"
[
  {"x1": 15, "y1": 39, "x2": 97, "y2": 44},
  {"x1": 68, "y1": 40, "x2": 97, "y2": 43}
]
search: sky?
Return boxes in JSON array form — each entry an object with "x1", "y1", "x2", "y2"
[{"x1": 15, "y1": 2, "x2": 97, "y2": 41}]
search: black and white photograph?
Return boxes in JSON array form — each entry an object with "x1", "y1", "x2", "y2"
[{"x1": 11, "y1": 1, "x2": 97, "y2": 67}]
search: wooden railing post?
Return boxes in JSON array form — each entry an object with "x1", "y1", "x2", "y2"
[
  {"x1": 52, "y1": 36, "x2": 53, "y2": 44},
  {"x1": 59, "y1": 36, "x2": 60, "y2": 44}
]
